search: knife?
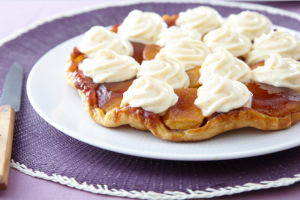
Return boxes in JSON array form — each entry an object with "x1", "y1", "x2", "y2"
[{"x1": 0, "y1": 62, "x2": 23, "y2": 191}]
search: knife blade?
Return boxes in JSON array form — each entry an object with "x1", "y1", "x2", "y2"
[
  {"x1": 0, "y1": 62, "x2": 23, "y2": 191},
  {"x1": 0, "y1": 62, "x2": 23, "y2": 111}
]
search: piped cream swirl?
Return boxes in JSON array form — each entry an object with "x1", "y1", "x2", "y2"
[
  {"x1": 160, "y1": 38, "x2": 211, "y2": 71},
  {"x1": 225, "y1": 11, "x2": 272, "y2": 41},
  {"x1": 137, "y1": 53, "x2": 190, "y2": 89},
  {"x1": 203, "y1": 25, "x2": 252, "y2": 57},
  {"x1": 155, "y1": 26, "x2": 201, "y2": 47},
  {"x1": 245, "y1": 31, "x2": 300, "y2": 65},
  {"x1": 176, "y1": 6, "x2": 222, "y2": 35},
  {"x1": 118, "y1": 10, "x2": 166, "y2": 45},
  {"x1": 78, "y1": 49, "x2": 138, "y2": 83},
  {"x1": 194, "y1": 74, "x2": 252, "y2": 117},
  {"x1": 199, "y1": 48, "x2": 251, "y2": 84},
  {"x1": 77, "y1": 26, "x2": 133, "y2": 58},
  {"x1": 252, "y1": 53, "x2": 300, "y2": 94},
  {"x1": 120, "y1": 77, "x2": 178, "y2": 114}
]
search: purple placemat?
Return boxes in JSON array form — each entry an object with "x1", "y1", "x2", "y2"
[{"x1": 1, "y1": 1, "x2": 300, "y2": 198}]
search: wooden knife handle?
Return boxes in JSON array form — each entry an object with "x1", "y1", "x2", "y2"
[{"x1": 0, "y1": 106, "x2": 15, "y2": 191}]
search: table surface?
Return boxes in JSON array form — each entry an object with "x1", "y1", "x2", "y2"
[{"x1": 1, "y1": 1, "x2": 300, "y2": 200}]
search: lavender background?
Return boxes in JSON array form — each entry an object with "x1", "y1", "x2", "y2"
[{"x1": 1, "y1": 1, "x2": 300, "y2": 200}]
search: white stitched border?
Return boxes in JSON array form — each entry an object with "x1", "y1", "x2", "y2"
[
  {"x1": 5, "y1": 0, "x2": 300, "y2": 198},
  {"x1": 10, "y1": 160, "x2": 300, "y2": 199}
]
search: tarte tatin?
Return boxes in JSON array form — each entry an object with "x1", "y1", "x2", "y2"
[{"x1": 65, "y1": 7, "x2": 300, "y2": 142}]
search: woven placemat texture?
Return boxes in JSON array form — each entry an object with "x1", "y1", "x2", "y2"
[{"x1": 1, "y1": 2, "x2": 300, "y2": 194}]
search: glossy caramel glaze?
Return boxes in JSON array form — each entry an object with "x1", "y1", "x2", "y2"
[
  {"x1": 186, "y1": 66, "x2": 201, "y2": 88},
  {"x1": 246, "y1": 82, "x2": 300, "y2": 117},
  {"x1": 162, "y1": 14, "x2": 178, "y2": 27},
  {"x1": 67, "y1": 60, "x2": 78, "y2": 73},
  {"x1": 237, "y1": 56, "x2": 245, "y2": 62},
  {"x1": 74, "y1": 69, "x2": 133, "y2": 113},
  {"x1": 70, "y1": 47, "x2": 82, "y2": 60},
  {"x1": 67, "y1": 47, "x2": 85, "y2": 73},
  {"x1": 250, "y1": 61, "x2": 265, "y2": 70},
  {"x1": 110, "y1": 24, "x2": 120, "y2": 33},
  {"x1": 131, "y1": 42, "x2": 145, "y2": 64},
  {"x1": 163, "y1": 88, "x2": 204, "y2": 129},
  {"x1": 73, "y1": 69, "x2": 98, "y2": 107},
  {"x1": 97, "y1": 79, "x2": 134, "y2": 113},
  {"x1": 143, "y1": 44, "x2": 162, "y2": 60}
]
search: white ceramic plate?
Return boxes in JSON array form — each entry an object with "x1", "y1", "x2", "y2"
[{"x1": 27, "y1": 25, "x2": 300, "y2": 161}]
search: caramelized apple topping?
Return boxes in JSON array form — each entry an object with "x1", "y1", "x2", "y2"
[
  {"x1": 162, "y1": 14, "x2": 179, "y2": 27},
  {"x1": 110, "y1": 24, "x2": 120, "y2": 33},
  {"x1": 73, "y1": 69, "x2": 98, "y2": 107},
  {"x1": 67, "y1": 47, "x2": 85, "y2": 73},
  {"x1": 74, "y1": 69, "x2": 134, "y2": 113},
  {"x1": 67, "y1": 60, "x2": 78, "y2": 73},
  {"x1": 237, "y1": 56, "x2": 245, "y2": 62},
  {"x1": 245, "y1": 82, "x2": 300, "y2": 117},
  {"x1": 186, "y1": 66, "x2": 201, "y2": 88},
  {"x1": 97, "y1": 79, "x2": 134, "y2": 113},
  {"x1": 250, "y1": 61, "x2": 265, "y2": 70},
  {"x1": 70, "y1": 47, "x2": 83, "y2": 60},
  {"x1": 143, "y1": 44, "x2": 162, "y2": 61},
  {"x1": 131, "y1": 41, "x2": 146, "y2": 64},
  {"x1": 163, "y1": 88, "x2": 204, "y2": 129}
]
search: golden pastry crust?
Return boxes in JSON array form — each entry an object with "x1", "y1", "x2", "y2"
[
  {"x1": 79, "y1": 89, "x2": 300, "y2": 141},
  {"x1": 65, "y1": 69, "x2": 77, "y2": 90},
  {"x1": 65, "y1": 70, "x2": 300, "y2": 142}
]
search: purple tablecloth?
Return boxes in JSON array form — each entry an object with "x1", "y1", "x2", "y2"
[{"x1": 1, "y1": 1, "x2": 300, "y2": 199}]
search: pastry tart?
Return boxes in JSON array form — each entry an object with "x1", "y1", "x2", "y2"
[{"x1": 65, "y1": 8, "x2": 300, "y2": 142}]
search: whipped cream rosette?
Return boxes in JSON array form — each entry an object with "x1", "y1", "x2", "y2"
[
  {"x1": 199, "y1": 48, "x2": 251, "y2": 84},
  {"x1": 160, "y1": 38, "x2": 211, "y2": 71},
  {"x1": 137, "y1": 53, "x2": 190, "y2": 89},
  {"x1": 245, "y1": 31, "x2": 300, "y2": 66},
  {"x1": 78, "y1": 49, "x2": 138, "y2": 83},
  {"x1": 120, "y1": 77, "x2": 178, "y2": 114},
  {"x1": 195, "y1": 74, "x2": 252, "y2": 117},
  {"x1": 225, "y1": 11, "x2": 272, "y2": 41},
  {"x1": 203, "y1": 25, "x2": 252, "y2": 57},
  {"x1": 77, "y1": 26, "x2": 133, "y2": 58},
  {"x1": 252, "y1": 53, "x2": 300, "y2": 94},
  {"x1": 176, "y1": 6, "x2": 222, "y2": 35},
  {"x1": 155, "y1": 26, "x2": 201, "y2": 47},
  {"x1": 118, "y1": 10, "x2": 166, "y2": 45}
]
